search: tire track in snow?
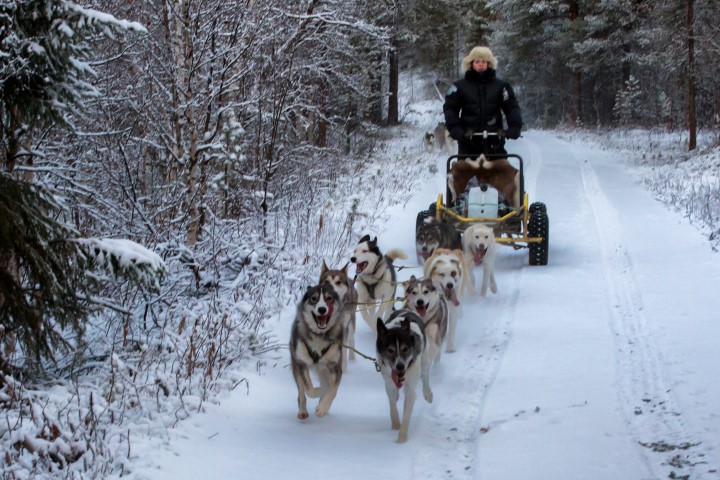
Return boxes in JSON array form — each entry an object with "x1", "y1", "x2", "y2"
[
  {"x1": 572, "y1": 145, "x2": 718, "y2": 479},
  {"x1": 407, "y1": 142, "x2": 542, "y2": 479},
  {"x1": 408, "y1": 266, "x2": 523, "y2": 480}
]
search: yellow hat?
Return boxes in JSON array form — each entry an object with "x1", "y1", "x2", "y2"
[{"x1": 462, "y1": 46, "x2": 498, "y2": 71}]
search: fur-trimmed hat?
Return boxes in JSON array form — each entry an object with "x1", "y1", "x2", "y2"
[{"x1": 462, "y1": 46, "x2": 498, "y2": 71}]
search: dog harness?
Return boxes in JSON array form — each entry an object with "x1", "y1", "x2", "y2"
[
  {"x1": 302, "y1": 340, "x2": 335, "y2": 364},
  {"x1": 357, "y1": 256, "x2": 396, "y2": 299}
]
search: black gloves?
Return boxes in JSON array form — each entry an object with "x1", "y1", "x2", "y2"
[
  {"x1": 506, "y1": 126, "x2": 521, "y2": 139},
  {"x1": 449, "y1": 126, "x2": 464, "y2": 141},
  {"x1": 463, "y1": 127, "x2": 475, "y2": 140}
]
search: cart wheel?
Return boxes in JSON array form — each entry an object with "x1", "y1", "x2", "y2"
[
  {"x1": 416, "y1": 209, "x2": 429, "y2": 231},
  {"x1": 528, "y1": 202, "x2": 549, "y2": 266}
]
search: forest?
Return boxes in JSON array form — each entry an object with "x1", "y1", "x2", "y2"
[{"x1": 1, "y1": 0, "x2": 718, "y2": 476}]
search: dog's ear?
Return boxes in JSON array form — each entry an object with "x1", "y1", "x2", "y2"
[
  {"x1": 376, "y1": 318, "x2": 386, "y2": 335},
  {"x1": 320, "y1": 260, "x2": 328, "y2": 276},
  {"x1": 400, "y1": 317, "x2": 411, "y2": 330},
  {"x1": 360, "y1": 234, "x2": 370, "y2": 243},
  {"x1": 341, "y1": 262, "x2": 350, "y2": 274},
  {"x1": 409, "y1": 274, "x2": 416, "y2": 282}
]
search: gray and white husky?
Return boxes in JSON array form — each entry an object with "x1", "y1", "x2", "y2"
[
  {"x1": 351, "y1": 235, "x2": 408, "y2": 334},
  {"x1": 319, "y1": 260, "x2": 357, "y2": 371},
  {"x1": 404, "y1": 275, "x2": 448, "y2": 366},
  {"x1": 415, "y1": 219, "x2": 462, "y2": 264},
  {"x1": 289, "y1": 284, "x2": 345, "y2": 420},
  {"x1": 376, "y1": 310, "x2": 433, "y2": 443}
]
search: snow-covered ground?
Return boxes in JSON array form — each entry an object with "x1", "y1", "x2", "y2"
[{"x1": 128, "y1": 81, "x2": 720, "y2": 479}]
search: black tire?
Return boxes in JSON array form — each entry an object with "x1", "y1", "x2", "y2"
[
  {"x1": 416, "y1": 209, "x2": 429, "y2": 231},
  {"x1": 528, "y1": 202, "x2": 549, "y2": 266},
  {"x1": 416, "y1": 201, "x2": 439, "y2": 231}
]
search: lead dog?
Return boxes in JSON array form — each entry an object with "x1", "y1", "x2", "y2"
[
  {"x1": 424, "y1": 248, "x2": 470, "y2": 352},
  {"x1": 289, "y1": 284, "x2": 345, "y2": 420},
  {"x1": 462, "y1": 223, "x2": 498, "y2": 296},
  {"x1": 376, "y1": 310, "x2": 432, "y2": 443},
  {"x1": 320, "y1": 260, "x2": 357, "y2": 370},
  {"x1": 404, "y1": 275, "x2": 448, "y2": 366},
  {"x1": 351, "y1": 235, "x2": 408, "y2": 334},
  {"x1": 415, "y1": 219, "x2": 462, "y2": 264},
  {"x1": 448, "y1": 154, "x2": 520, "y2": 208}
]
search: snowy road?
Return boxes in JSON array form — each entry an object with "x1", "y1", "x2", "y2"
[{"x1": 133, "y1": 131, "x2": 720, "y2": 480}]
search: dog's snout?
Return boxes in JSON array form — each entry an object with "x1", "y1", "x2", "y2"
[
  {"x1": 317, "y1": 306, "x2": 327, "y2": 315},
  {"x1": 395, "y1": 362, "x2": 405, "y2": 373},
  {"x1": 446, "y1": 282, "x2": 454, "y2": 289},
  {"x1": 350, "y1": 256, "x2": 357, "y2": 263}
]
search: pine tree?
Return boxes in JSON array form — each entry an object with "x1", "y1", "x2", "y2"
[{"x1": 0, "y1": 0, "x2": 146, "y2": 374}]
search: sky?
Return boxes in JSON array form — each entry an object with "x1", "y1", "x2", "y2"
[{"x1": 126, "y1": 80, "x2": 720, "y2": 480}]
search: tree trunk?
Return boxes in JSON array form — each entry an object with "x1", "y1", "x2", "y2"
[
  {"x1": 388, "y1": 46, "x2": 399, "y2": 125},
  {"x1": 687, "y1": 0, "x2": 697, "y2": 150},
  {"x1": 569, "y1": 1, "x2": 581, "y2": 125}
]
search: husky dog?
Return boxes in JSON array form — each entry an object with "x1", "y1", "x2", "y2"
[
  {"x1": 424, "y1": 248, "x2": 470, "y2": 353},
  {"x1": 351, "y1": 235, "x2": 408, "y2": 334},
  {"x1": 462, "y1": 223, "x2": 498, "y2": 296},
  {"x1": 376, "y1": 310, "x2": 432, "y2": 443},
  {"x1": 415, "y1": 219, "x2": 462, "y2": 264},
  {"x1": 289, "y1": 284, "x2": 345, "y2": 420},
  {"x1": 433, "y1": 122, "x2": 456, "y2": 155},
  {"x1": 423, "y1": 131, "x2": 435, "y2": 152},
  {"x1": 319, "y1": 260, "x2": 357, "y2": 371},
  {"x1": 404, "y1": 275, "x2": 448, "y2": 367}
]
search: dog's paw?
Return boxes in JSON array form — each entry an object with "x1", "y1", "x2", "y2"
[
  {"x1": 445, "y1": 344, "x2": 456, "y2": 353},
  {"x1": 297, "y1": 411, "x2": 309, "y2": 420},
  {"x1": 315, "y1": 403, "x2": 331, "y2": 417},
  {"x1": 396, "y1": 432, "x2": 408, "y2": 443},
  {"x1": 423, "y1": 387, "x2": 433, "y2": 403}
]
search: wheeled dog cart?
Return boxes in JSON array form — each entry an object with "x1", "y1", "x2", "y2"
[{"x1": 415, "y1": 131, "x2": 549, "y2": 265}]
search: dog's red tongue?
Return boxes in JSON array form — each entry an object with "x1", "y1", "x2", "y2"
[
  {"x1": 474, "y1": 247, "x2": 488, "y2": 265},
  {"x1": 356, "y1": 261, "x2": 368, "y2": 274},
  {"x1": 444, "y1": 287, "x2": 460, "y2": 306},
  {"x1": 415, "y1": 304, "x2": 428, "y2": 317},
  {"x1": 391, "y1": 370, "x2": 404, "y2": 389}
]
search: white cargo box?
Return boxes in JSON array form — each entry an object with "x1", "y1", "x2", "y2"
[{"x1": 466, "y1": 185, "x2": 499, "y2": 218}]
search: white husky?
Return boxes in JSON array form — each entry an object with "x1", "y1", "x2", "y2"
[
  {"x1": 423, "y1": 248, "x2": 469, "y2": 353},
  {"x1": 462, "y1": 223, "x2": 498, "y2": 296}
]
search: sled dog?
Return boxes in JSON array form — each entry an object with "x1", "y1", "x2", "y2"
[
  {"x1": 404, "y1": 275, "x2": 448, "y2": 366},
  {"x1": 423, "y1": 248, "x2": 469, "y2": 353},
  {"x1": 320, "y1": 260, "x2": 357, "y2": 370},
  {"x1": 351, "y1": 235, "x2": 408, "y2": 334},
  {"x1": 448, "y1": 154, "x2": 520, "y2": 208},
  {"x1": 462, "y1": 223, "x2": 498, "y2": 296},
  {"x1": 289, "y1": 284, "x2": 345, "y2": 420},
  {"x1": 415, "y1": 219, "x2": 462, "y2": 264},
  {"x1": 376, "y1": 310, "x2": 432, "y2": 443}
]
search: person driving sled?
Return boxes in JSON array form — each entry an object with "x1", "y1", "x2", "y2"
[{"x1": 443, "y1": 46, "x2": 523, "y2": 157}]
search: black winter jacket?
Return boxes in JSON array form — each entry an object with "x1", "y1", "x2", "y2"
[{"x1": 443, "y1": 69, "x2": 522, "y2": 138}]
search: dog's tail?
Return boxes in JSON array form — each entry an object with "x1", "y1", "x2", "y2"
[{"x1": 385, "y1": 249, "x2": 408, "y2": 263}]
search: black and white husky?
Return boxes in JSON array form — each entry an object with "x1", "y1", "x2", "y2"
[
  {"x1": 319, "y1": 260, "x2": 357, "y2": 371},
  {"x1": 289, "y1": 284, "x2": 345, "y2": 420},
  {"x1": 351, "y1": 235, "x2": 408, "y2": 334},
  {"x1": 404, "y1": 275, "x2": 448, "y2": 366},
  {"x1": 376, "y1": 310, "x2": 433, "y2": 443}
]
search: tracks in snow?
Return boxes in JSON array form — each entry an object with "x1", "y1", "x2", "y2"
[{"x1": 572, "y1": 144, "x2": 718, "y2": 479}]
